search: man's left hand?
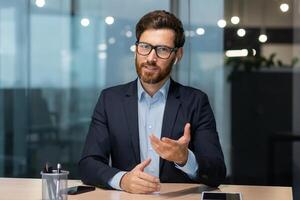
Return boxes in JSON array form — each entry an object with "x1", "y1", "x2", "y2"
[{"x1": 149, "y1": 123, "x2": 191, "y2": 165}]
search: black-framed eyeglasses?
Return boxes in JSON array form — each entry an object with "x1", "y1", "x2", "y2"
[{"x1": 135, "y1": 41, "x2": 178, "y2": 59}]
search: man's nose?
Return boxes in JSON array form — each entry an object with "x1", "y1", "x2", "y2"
[{"x1": 147, "y1": 48, "x2": 158, "y2": 62}]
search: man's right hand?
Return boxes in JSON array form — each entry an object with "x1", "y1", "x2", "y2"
[{"x1": 120, "y1": 158, "x2": 161, "y2": 194}]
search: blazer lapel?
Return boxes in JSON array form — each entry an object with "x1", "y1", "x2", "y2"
[
  {"x1": 123, "y1": 80, "x2": 141, "y2": 164},
  {"x1": 160, "y1": 79, "x2": 181, "y2": 171}
]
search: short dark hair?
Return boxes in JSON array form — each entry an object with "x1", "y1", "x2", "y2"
[{"x1": 135, "y1": 10, "x2": 185, "y2": 48}]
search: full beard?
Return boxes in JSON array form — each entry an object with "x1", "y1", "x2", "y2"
[{"x1": 135, "y1": 57, "x2": 175, "y2": 84}]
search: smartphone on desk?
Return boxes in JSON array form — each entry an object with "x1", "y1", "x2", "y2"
[
  {"x1": 67, "y1": 186, "x2": 95, "y2": 195},
  {"x1": 201, "y1": 192, "x2": 242, "y2": 200}
]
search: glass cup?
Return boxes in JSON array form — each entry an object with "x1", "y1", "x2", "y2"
[{"x1": 41, "y1": 170, "x2": 69, "y2": 200}]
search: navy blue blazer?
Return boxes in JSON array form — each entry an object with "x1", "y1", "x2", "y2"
[{"x1": 79, "y1": 79, "x2": 226, "y2": 188}]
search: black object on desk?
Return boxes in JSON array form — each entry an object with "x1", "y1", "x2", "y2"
[{"x1": 68, "y1": 186, "x2": 96, "y2": 195}]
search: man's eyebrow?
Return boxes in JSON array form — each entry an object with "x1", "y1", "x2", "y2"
[{"x1": 139, "y1": 41, "x2": 174, "y2": 48}]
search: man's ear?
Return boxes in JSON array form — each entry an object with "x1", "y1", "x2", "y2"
[
  {"x1": 175, "y1": 47, "x2": 183, "y2": 63},
  {"x1": 174, "y1": 58, "x2": 178, "y2": 65}
]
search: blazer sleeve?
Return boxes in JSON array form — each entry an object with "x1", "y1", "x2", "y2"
[
  {"x1": 191, "y1": 93, "x2": 226, "y2": 187},
  {"x1": 78, "y1": 91, "x2": 120, "y2": 189}
]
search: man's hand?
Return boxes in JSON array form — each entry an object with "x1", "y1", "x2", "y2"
[
  {"x1": 150, "y1": 123, "x2": 191, "y2": 165},
  {"x1": 120, "y1": 158, "x2": 160, "y2": 194}
]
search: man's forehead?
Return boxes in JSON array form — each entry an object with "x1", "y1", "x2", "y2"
[{"x1": 139, "y1": 29, "x2": 175, "y2": 46}]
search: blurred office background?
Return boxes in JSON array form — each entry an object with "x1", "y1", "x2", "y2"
[{"x1": 0, "y1": 0, "x2": 299, "y2": 198}]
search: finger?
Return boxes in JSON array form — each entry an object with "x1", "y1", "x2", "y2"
[
  {"x1": 150, "y1": 141, "x2": 164, "y2": 157},
  {"x1": 149, "y1": 134, "x2": 160, "y2": 145},
  {"x1": 178, "y1": 123, "x2": 191, "y2": 144},
  {"x1": 150, "y1": 136, "x2": 167, "y2": 154},
  {"x1": 139, "y1": 171, "x2": 160, "y2": 183},
  {"x1": 135, "y1": 176, "x2": 160, "y2": 190},
  {"x1": 150, "y1": 135, "x2": 172, "y2": 149},
  {"x1": 132, "y1": 183, "x2": 159, "y2": 194},
  {"x1": 135, "y1": 158, "x2": 151, "y2": 171},
  {"x1": 161, "y1": 137, "x2": 177, "y2": 145},
  {"x1": 150, "y1": 142, "x2": 170, "y2": 160}
]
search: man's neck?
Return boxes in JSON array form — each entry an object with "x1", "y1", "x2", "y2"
[{"x1": 140, "y1": 77, "x2": 169, "y2": 97}]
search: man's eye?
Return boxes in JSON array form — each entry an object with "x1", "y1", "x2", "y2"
[
  {"x1": 158, "y1": 47, "x2": 170, "y2": 52},
  {"x1": 140, "y1": 44, "x2": 151, "y2": 49}
]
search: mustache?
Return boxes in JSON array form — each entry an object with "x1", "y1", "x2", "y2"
[{"x1": 141, "y1": 61, "x2": 158, "y2": 68}]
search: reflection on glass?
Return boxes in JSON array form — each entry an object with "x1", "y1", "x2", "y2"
[
  {"x1": 130, "y1": 45, "x2": 136, "y2": 52},
  {"x1": 108, "y1": 37, "x2": 116, "y2": 44},
  {"x1": 80, "y1": 18, "x2": 90, "y2": 27},
  {"x1": 98, "y1": 43, "x2": 107, "y2": 51},
  {"x1": 35, "y1": 0, "x2": 45, "y2": 8},
  {"x1": 98, "y1": 52, "x2": 107, "y2": 60},
  {"x1": 217, "y1": 19, "x2": 227, "y2": 28},
  {"x1": 196, "y1": 27, "x2": 205, "y2": 35},
  {"x1": 105, "y1": 16, "x2": 115, "y2": 25},
  {"x1": 125, "y1": 30, "x2": 133, "y2": 38}
]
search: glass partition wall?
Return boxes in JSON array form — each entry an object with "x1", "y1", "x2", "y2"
[
  {"x1": 0, "y1": 0, "x2": 171, "y2": 178},
  {"x1": 0, "y1": 0, "x2": 227, "y2": 179}
]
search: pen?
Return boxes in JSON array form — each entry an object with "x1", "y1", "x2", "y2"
[
  {"x1": 43, "y1": 163, "x2": 54, "y2": 200},
  {"x1": 56, "y1": 163, "x2": 61, "y2": 200}
]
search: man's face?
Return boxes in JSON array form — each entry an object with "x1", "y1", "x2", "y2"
[{"x1": 135, "y1": 29, "x2": 179, "y2": 85}]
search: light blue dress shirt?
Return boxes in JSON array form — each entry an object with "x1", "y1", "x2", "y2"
[{"x1": 108, "y1": 78, "x2": 199, "y2": 190}]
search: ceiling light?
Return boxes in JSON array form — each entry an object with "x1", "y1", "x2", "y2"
[
  {"x1": 225, "y1": 49, "x2": 248, "y2": 57},
  {"x1": 130, "y1": 45, "x2": 136, "y2": 52},
  {"x1": 98, "y1": 52, "x2": 107, "y2": 60},
  {"x1": 80, "y1": 18, "x2": 90, "y2": 27},
  {"x1": 105, "y1": 16, "x2": 115, "y2": 25},
  {"x1": 280, "y1": 3, "x2": 289, "y2": 12},
  {"x1": 237, "y1": 28, "x2": 246, "y2": 37},
  {"x1": 231, "y1": 16, "x2": 240, "y2": 25},
  {"x1": 189, "y1": 30, "x2": 195, "y2": 37},
  {"x1": 217, "y1": 19, "x2": 227, "y2": 28},
  {"x1": 196, "y1": 28, "x2": 205, "y2": 35},
  {"x1": 258, "y1": 34, "x2": 268, "y2": 43},
  {"x1": 125, "y1": 31, "x2": 132, "y2": 38},
  {"x1": 108, "y1": 37, "x2": 116, "y2": 44},
  {"x1": 98, "y1": 43, "x2": 107, "y2": 51},
  {"x1": 35, "y1": 0, "x2": 45, "y2": 7}
]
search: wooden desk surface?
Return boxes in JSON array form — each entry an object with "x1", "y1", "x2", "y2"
[{"x1": 0, "y1": 178, "x2": 293, "y2": 200}]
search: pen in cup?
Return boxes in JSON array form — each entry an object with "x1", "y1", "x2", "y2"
[
  {"x1": 56, "y1": 163, "x2": 62, "y2": 200},
  {"x1": 43, "y1": 162, "x2": 54, "y2": 200}
]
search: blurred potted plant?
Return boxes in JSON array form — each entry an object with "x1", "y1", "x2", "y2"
[{"x1": 225, "y1": 52, "x2": 299, "y2": 81}]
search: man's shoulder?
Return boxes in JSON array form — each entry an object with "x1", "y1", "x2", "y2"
[
  {"x1": 101, "y1": 80, "x2": 136, "y2": 96},
  {"x1": 173, "y1": 80, "x2": 207, "y2": 98}
]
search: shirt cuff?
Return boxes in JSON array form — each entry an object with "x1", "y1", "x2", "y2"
[
  {"x1": 108, "y1": 171, "x2": 127, "y2": 190},
  {"x1": 174, "y1": 149, "x2": 199, "y2": 179}
]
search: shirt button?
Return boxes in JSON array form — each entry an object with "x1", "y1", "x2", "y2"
[{"x1": 148, "y1": 125, "x2": 152, "y2": 129}]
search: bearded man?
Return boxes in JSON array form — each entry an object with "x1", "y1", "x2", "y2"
[{"x1": 79, "y1": 10, "x2": 226, "y2": 194}]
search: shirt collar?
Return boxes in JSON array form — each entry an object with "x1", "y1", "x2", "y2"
[{"x1": 137, "y1": 78, "x2": 170, "y2": 101}]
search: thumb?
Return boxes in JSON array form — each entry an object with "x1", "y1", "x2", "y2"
[
  {"x1": 179, "y1": 123, "x2": 191, "y2": 144},
  {"x1": 135, "y1": 158, "x2": 151, "y2": 171}
]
